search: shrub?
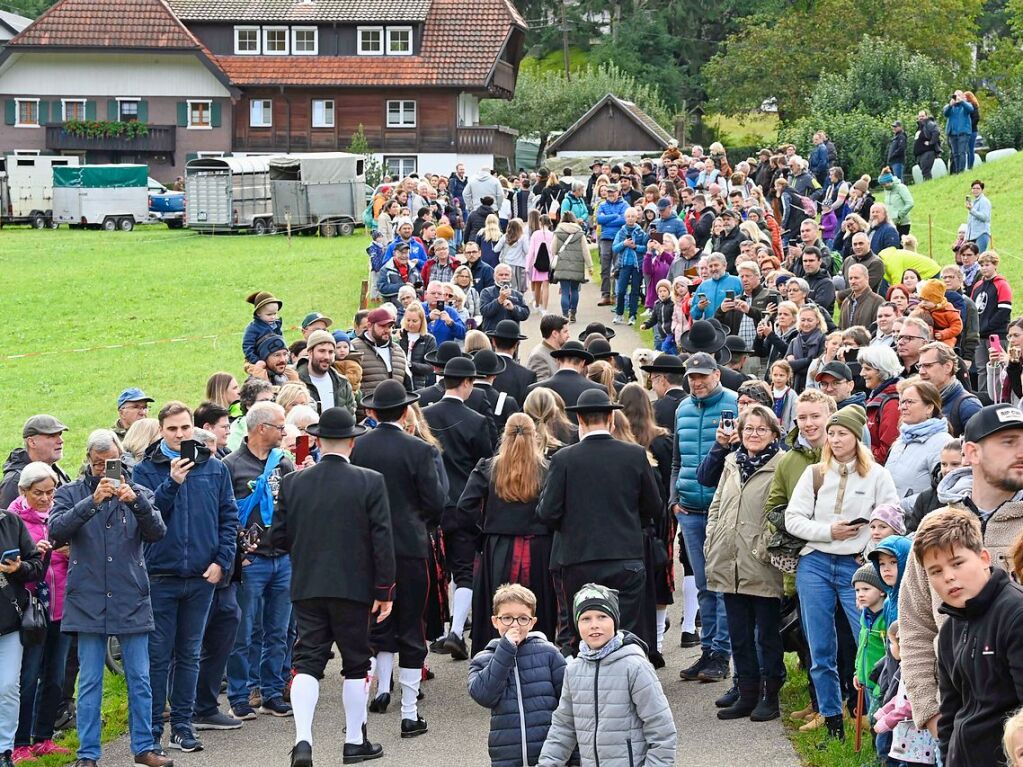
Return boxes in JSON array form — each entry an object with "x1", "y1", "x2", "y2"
[{"x1": 983, "y1": 91, "x2": 1023, "y2": 150}]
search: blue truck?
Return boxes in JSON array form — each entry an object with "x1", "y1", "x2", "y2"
[{"x1": 147, "y1": 176, "x2": 185, "y2": 228}]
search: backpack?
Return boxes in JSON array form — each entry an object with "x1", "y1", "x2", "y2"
[
  {"x1": 826, "y1": 140, "x2": 838, "y2": 166},
  {"x1": 766, "y1": 463, "x2": 824, "y2": 574},
  {"x1": 362, "y1": 202, "x2": 377, "y2": 232},
  {"x1": 946, "y1": 387, "x2": 981, "y2": 437},
  {"x1": 534, "y1": 240, "x2": 551, "y2": 273}
]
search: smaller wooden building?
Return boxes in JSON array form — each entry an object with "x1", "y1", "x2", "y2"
[{"x1": 546, "y1": 93, "x2": 672, "y2": 158}]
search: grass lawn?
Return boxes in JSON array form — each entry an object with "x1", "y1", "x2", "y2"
[
  {"x1": 32, "y1": 672, "x2": 128, "y2": 767},
  {"x1": 1, "y1": 227, "x2": 368, "y2": 458},
  {"x1": 706, "y1": 111, "x2": 779, "y2": 147}
]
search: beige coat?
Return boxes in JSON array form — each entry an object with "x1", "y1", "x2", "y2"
[{"x1": 704, "y1": 451, "x2": 784, "y2": 599}]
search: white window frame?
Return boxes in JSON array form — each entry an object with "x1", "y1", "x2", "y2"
[
  {"x1": 384, "y1": 156, "x2": 416, "y2": 178},
  {"x1": 61, "y1": 98, "x2": 86, "y2": 122},
  {"x1": 386, "y1": 26, "x2": 413, "y2": 55},
  {"x1": 357, "y1": 26, "x2": 384, "y2": 55},
  {"x1": 234, "y1": 25, "x2": 260, "y2": 55},
  {"x1": 291, "y1": 26, "x2": 318, "y2": 55},
  {"x1": 262, "y1": 26, "x2": 289, "y2": 55},
  {"x1": 116, "y1": 97, "x2": 141, "y2": 122},
  {"x1": 386, "y1": 100, "x2": 416, "y2": 128},
  {"x1": 249, "y1": 99, "x2": 273, "y2": 128},
  {"x1": 14, "y1": 98, "x2": 39, "y2": 128},
  {"x1": 311, "y1": 99, "x2": 334, "y2": 128},
  {"x1": 187, "y1": 99, "x2": 212, "y2": 130}
]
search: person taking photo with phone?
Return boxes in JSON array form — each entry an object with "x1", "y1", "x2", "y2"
[
  {"x1": 134, "y1": 402, "x2": 238, "y2": 755},
  {"x1": 784, "y1": 404, "x2": 900, "y2": 743}
]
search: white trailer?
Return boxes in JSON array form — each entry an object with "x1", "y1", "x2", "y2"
[
  {"x1": 185, "y1": 156, "x2": 274, "y2": 234},
  {"x1": 51, "y1": 164, "x2": 149, "y2": 231},
  {"x1": 0, "y1": 153, "x2": 79, "y2": 228}
]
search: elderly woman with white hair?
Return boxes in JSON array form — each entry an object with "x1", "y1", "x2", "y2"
[
  {"x1": 49, "y1": 430, "x2": 168, "y2": 767},
  {"x1": 858, "y1": 344, "x2": 904, "y2": 464},
  {"x1": 10, "y1": 462, "x2": 72, "y2": 761}
]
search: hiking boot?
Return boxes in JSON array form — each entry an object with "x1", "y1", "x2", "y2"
[
  {"x1": 400, "y1": 716, "x2": 428, "y2": 738},
  {"x1": 342, "y1": 738, "x2": 383, "y2": 764},
  {"x1": 824, "y1": 714, "x2": 845, "y2": 740},
  {"x1": 679, "y1": 631, "x2": 700, "y2": 649},
  {"x1": 790, "y1": 702, "x2": 816, "y2": 722},
  {"x1": 750, "y1": 678, "x2": 784, "y2": 722},
  {"x1": 568, "y1": 311, "x2": 577, "y2": 323},
  {"x1": 697, "y1": 652, "x2": 730, "y2": 682},
  {"x1": 714, "y1": 680, "x2": 740, "y2": 708},
  {"x1": 442, "y1": 632, "x2": 469, "y2": 661},
  {"x1": 717, "y1": 679, "x2": 759, "y2": 720},
  {"x1": 368, "y1": 693, "x2": 390, "y2": 714},
  {"x1": 230, "y1": 704, "x2": 257, "y2": 721},
  {"x1": 134, "y1": 750, "x2": 174, "y2": 767},
  {"x1": 193, "y1": 711, "x2": 243, "y2": 730},
  {"x1": 167, "y1": 727, "x2": 203, "y2": 753},
  {"x1": 248, "y1": 688, "x2": 263, "y2": 709},
  {"x1": 290, "y1": 741, "x2": 312, "y2": 767},
  {"x1": 678, "y1": 650, "x2": 712, "y2": 681},
  {"x1": 799, "y1": 713, "x2": 826, "y2": 732},
  {"x1": 260, "y1": 697, "x2": 293, "y2": 717}
]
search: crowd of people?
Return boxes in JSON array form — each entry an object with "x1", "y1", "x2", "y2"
[{"x1": 0, "y1": 134, "x2": 1021, "y2": 767}]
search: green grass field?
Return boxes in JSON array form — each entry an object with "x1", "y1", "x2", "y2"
[
  {"x1": 1, "y1": 228, "x2": 367, "y2": 459},
  {"x1": 30, "y1": 672, "x2": 128, "y2": 767},
  {"x1": 707, "y1": 112, "x2": 780, "y2": 147}
]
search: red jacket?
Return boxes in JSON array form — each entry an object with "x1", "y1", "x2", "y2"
[{"x1": 866, "y1": 380, "x2": 901, "y2": 464}]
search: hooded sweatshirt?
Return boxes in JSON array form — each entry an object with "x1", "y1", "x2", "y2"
[
  {"x1": 870, "y1": 534, "x2": 912, "y2": 629},
  {"x1": 898, "y1": 466, "x2": 1023, "y2": 728}
]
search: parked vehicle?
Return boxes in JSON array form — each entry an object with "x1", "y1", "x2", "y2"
[
  {"x1": 0, "y1": 153, "x2": 79, "y2": 228},
  {"x1": 185, "y1": 155, "x2": 273, "y2": 233},
  {"x1": 269, "y1": 152, "x2": 365, "y2": 236},
  {"x1": 148, "y1": 176, "x2": 185, "y2": 228},
  {"x1": 52, "y1": 164, "x2": 149, "y2": 231}
]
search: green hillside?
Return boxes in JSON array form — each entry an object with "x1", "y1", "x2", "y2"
[{"x1": 909, "y1": 152, "x2": 1022, "y2": 301}]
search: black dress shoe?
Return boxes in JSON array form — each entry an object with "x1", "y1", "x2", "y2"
[
  {"x1": 291, "y1": 741, "x2": 313, "y2": 767},
  {"x1": 401, "y1": 716, "x2": 428, "y2": 738},
  {"x1": 648, "y1": 650, "x2": 666, "y2": 669},
  {"x1": 368, "y1": 693, "x2": 390, "y2": 714},
  {"x1": 679, "y1": 631, "x2": 700, "y2": 649},
  {"x1": 442, "y1": 632, "x2": 469, "y2": 661},
  {"x1": 429, "y1": 639, "x2": 450, "y2": 655},
  {"x1": 342, "y1": 739, "x2": 384, "y2": 764}
]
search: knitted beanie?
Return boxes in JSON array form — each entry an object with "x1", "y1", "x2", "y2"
[
  {"x1": 851, "y1": 563, "x2": 886, "y2": 592},
  {"x1": 573, "y1": 583, "x2": 620, "y2": 630},
  {"x1": 919, "y1": 279, "x2": 947, "y2": 307},
  {"x1": 870, "y1": 503, "x2": 907, "y2": 535},
  {"x1": 435, "y1": 223, "x2": 455, "y2": 242},
  {"x1": 828, "y1": 404, "x2": 867, "y2": 440}
]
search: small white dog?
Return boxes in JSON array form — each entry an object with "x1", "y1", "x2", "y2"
[{"x1": 630, "y1": 348, "x2": 657, "y2": 389}]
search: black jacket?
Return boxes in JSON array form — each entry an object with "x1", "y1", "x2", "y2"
[
  {"x1": 914, "y1": 118, "x2": 942, "y2": 157},
  {"x1": 714, "y1": 283, "x2": 779, "y2": 334},
  {"x1": 492, "y1": 354, "x2": 537, "y2": 408},
  {"x1": 473, "y1": 382, "x2": 520, "y2": 431},
  {"x1": 887, "y1": 131, "x2": 907, "y2": 164},
  {"x1": 422, "y1": 397, "x2": 495, "y2": 528},
  {"x1": 537, "y1": 434, "x2": 663, "y2": 565},
  {"x1": 271, "y1": 454, "x2": 394, "y2": 604},
  {"x1": 528, "y1": 370, "x2": 605, "y2": 423},
  {"x1": 692, "y1": 208, "x2": 716, "y2": 250},
  {"x1": 711, "y1": 226, "x2": 747, "y2": 273},
  {"x1": 805, "y1": 269, "x2": 836, "y2": 314},
  {"x1": 905, "y1": 462, "x2": 943, "y2": 533},
  {"x1": 466, "y1": 204, "x2": 497, "y2": 243},
  {"x1": 653, "y1": 388, "x2": 688, "y2": 432},
  {"x1": 0, "y1": 510, "x2": 44, "y2": 636},
  {"x1": 399, "y1": 331, "x2": 438, "y2": 390},
  {"x1": 938, "y1": 568, "x2": 1023, "y2": 767},
  {"x1": 416, "y1": 382, "x2": 499, "y2": 445},
  {"x1": 351, "y1": 424, "x2": 446, "y2": 558},
  {"x1": 0, "y1": 448, "x2": 71, "y2": 509},
  {"x1": 457, "y1": 458, "x2": 548, "y2": 537}
]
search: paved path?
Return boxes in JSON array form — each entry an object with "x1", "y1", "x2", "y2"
[{"x1": 98, "y1": 278, "x2": 798, "y2": 766}]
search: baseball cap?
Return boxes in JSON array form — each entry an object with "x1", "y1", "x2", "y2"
[
  {"x1": 815, "y1": 361, "x2": 853, "y2": 383},
  {"x1": 657, "y1": 197, "x2": 673, "y2": 210},
  {"x1": 366, "y1": 307, "x2": 396, "y2": 326},
  {"x1": 394, "y1": 241, "x2": 411, "y2": 252},
  {"x1": 22, "y1": 414, "x2": 68, "y2": 438},
  {"x1": 964, "y1": 405, "x2": 1023, "y2": 443},
  {"x1": 301, "y1": 311, "x2": 334, "y2": 330},
  {"x1": 684, "y1": 352, "x2": 717, "y2": 376},
  {"x1": 892, "y1": 119, "x2": 903, "y2": 128},
  {"x1": 117, "y1": 388, "x2": 154, "y2": 410}
]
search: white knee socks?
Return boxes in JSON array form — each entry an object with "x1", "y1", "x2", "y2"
[
  {"x1": 342, "y1": 678, "x2": 368, "y2": 745},
  {"x1": 374, "y1": 652, "x2": 394, "y2": 696},
  {"x1": 399, "y1": 667, "x2": 422, "y2": 720},
  {"x1": 291, "y1": 673, "x2": 319, "y2": 745},
  {"x1": 682, "y1": 575, "x2": 698, "y2": 633},
  {"x1": 656, "y1": 608, "x2": 667, "y2": 652},
  {"x1": 450, "y1": 587, "x2": 472, "y2": 637}
]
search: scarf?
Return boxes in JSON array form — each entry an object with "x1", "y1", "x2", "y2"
[
  {"x1": 735, "y1": 440, "x2": 780, "y2": 484},
  {"x1": 578, "y1": 631, "x2": 625, "y2": 662},
  {"x1": 159, "y1": 440, "x2": 180, "y2": 460},
  {"x1": 899, "y1": 416, "x2": 949, "y2": 442}
]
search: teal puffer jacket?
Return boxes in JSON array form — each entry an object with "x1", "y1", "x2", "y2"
[{"x1": 671, "y1": 385, "x2": 738, "y2": 512}]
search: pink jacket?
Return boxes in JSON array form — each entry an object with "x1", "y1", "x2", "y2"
[
  {"x1": 642, "y1": 250, "x2": 674, "y2": 308},
  {"x1": 526, "y1": 229, "x2": 554, "y2": 279},
  {"x1": 9, "y1": 495, "x2": 69, "y2": 621}
]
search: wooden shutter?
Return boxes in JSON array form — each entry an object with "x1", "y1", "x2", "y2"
[
  {"x1": 137, "y1": 100, "x2": 149, "y2": 123},
  {"x1": 38, "y1": 100, "x2": 49, "y2": 125},
  {"x1": 211, "y1": 101, "x2": 222, "y2": 128},
  {"x1": 85, "y1": 100, "x2": 97, "y2": 120},
  {"x1": 176, "y1": 101, "x2": 188, "y2": 127},
  {"x1": 4, "y1": 99, "x2": 15, "y2": 125},
  {"x1": 107, "y1": 99, "x2": 118, "y2": 120}
]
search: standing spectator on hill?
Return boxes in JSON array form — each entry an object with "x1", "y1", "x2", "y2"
[
  {"x1": 691, "y1": 254, "x2": 742, "y2": 320},
  {"x1": 887, "y1": 121, "x2": 907, "y2": 182},
  {"x1": 134, "y1": 402, "x2": 238, "y2": 754},
  {"x1": 964, "y1": 179, "x2": 992, "y2": 253},
  {"x1": 691, "y1": 194, "x2": 717, "y2": 251},
  {"x1": 297, "y1": 330, "x2": 356, "y2": 416},
  {"x1": 971, "y1": 250, "x2": 1013, "y2": 392},
  {"x1": 914, "y1": 111, "x2": 942, "y2": 181},
  {"x1": 448, "y1": 163, "x2": 467, "y2": 208},
  {"x1": 0, "y1": 416, "x2": 71, "y2": 509},
  {"x1": 612, "y1": 208, "x2": 648, "y2": 327},
  {"x1": 879, "y1": 170, "x2": 913, "y2": 236},
  {"x1": 944, "y1": 90, "x2": 975, "y2": 174},
  {"x1": 809, "y1": 132, "x2": 830, "y2": 186}
]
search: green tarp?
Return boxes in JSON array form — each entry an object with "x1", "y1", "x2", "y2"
[{"x1": 52, "y1": 165, "x2": 147, "y2": 188}]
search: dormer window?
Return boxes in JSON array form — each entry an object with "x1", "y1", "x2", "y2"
[
  {"x1": 263, "y1": 26, "x2": 289, "y2": 54},
  {"x1": 292, "y1": 27, "x2": 317, "y2": 54},
  {"x1": 358, "y1": 26, "x2": 383, "y2": 55},
  {"x1": 386, "y1": 27, "x2": 412, "y2": 55},
  {"x1": 235, "y1": 26, "x2": 260, "y2": 54}
]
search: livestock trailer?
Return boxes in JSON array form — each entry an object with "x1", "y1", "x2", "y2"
[
  {"x1": 0, "y1": 153, "x2": 79, "y2": 228},
  {"x1": 269, "y1": 152, "x2": 365, "y2": 236},
  {"x1": 52, "y1": 164, "x2": 149, "y2": 231},
  {"x1": 185, "y1": 156, "x2": 274, "y2": 233}
]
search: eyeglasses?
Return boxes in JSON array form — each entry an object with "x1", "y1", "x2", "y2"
[
  {"x1": 899, "y1": 398, "x2": 922, "y2": 408},
  {"x1": 742, "y1": 426, "x2": 772, "y2": 436},
  {"x1": 495, "y1": 615, "x2": 533, "y2": 627},
  {"x1": 918, "y1": 360, "x2": 942, "y2": 370},
  {"x1": 897, "y1": 335, "x2": 924, "y2": 343},
  {"x1": 263, "y1": 423, "x2": 286, "y2": 433}
]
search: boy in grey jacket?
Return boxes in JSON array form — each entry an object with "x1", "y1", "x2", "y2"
[{"x1": 539, "y1": 584, "x2": 676, "y2": 767}]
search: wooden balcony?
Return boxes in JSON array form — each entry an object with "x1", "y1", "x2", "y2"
[
  {"x1": 45, "y1": 124, "x2": 176, "y2": 153},
  {"x1": 457, "y1": 125, "x2": 517, "y2": 161}
]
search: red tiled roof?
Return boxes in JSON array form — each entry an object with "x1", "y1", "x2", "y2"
[
  {"x1": 9, "y1": 0, "x2": 201, "y2": 49},
  {"x1": 215, "y1": 0, "x2": 525, "y2": 88},
  {"x1": 167, "y1": 0, "x2": 431, "y2": 23}
]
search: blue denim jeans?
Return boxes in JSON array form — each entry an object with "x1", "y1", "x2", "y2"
[
  {"x1": 677, "y1": 511, "x2": 730, "y2": 656},
  {"x1": 560, "y1": 281, "x2": 581, "y2": 315},
  {"x1": 0, "y1": 631, "x2": 23, "y2": 753},
  {"x1": 17, "y1": 619, "x2": 72, "y2": 745},
  {"x1": 227, "y1": 554, "x2": 292, "y2": 706},
  {"x1": 795, "y1": 550, "x2": 861, "y2": 717},
  {"x1": 148, "y1": 576, "x2": 215, "y2": 739},
  {"x1": 974, "y1": 233, "x2": 990, "y2": 253},
  {"x1": 890, "y1": 163, "x2": 904, "y2": 183},
  {"x1": 615, "y1": 264, "x2": 643, "y2": 319},
  {"x1": 78, "y1": 632, "x2": 155, "y2": 760},
  {"x1": 968, "y1": 132, "x2": 978, "y2": 169},
  {"x1": 195, "y1": 583, "x2": 241, "y2": 719},
  {"x1": 950, "y1": 133, "x2": 970, "y2": 174}
]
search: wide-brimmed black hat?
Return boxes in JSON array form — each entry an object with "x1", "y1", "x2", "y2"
[
  {"x1": 443, "y1": 356, "x2": 478, "y2": 379},
  {"x1": 724, "y1": 335, "x2": 753, "y2": 356},
  {"x1": 472, "y1": 349, "x2": 507, "y2": 376},
  {"x1": 486, "y1": 319, "x2": 527, "y2": 341},
  {"x1": 680, "y1": 319, "x2": 728, "y2": 357},
  {"x1": 306, "y1": 407, "x2": 367, "y2": 439},
  {"x1": 361, "y1": 379, "x2": 419, "y2": 411},
  {"x1": 586, "y1": 338, "x2": 616, "y2": 361},
  {"x1": 564, "y1": 388, "x2": 623, "y2": 413},
  {"x1": 424, "y1": 340, "x2": 467, "y2": 367},
  {"x1": 577, "y1": 322, "x2": 615, "y2": 342},
  {"x1": 640, "y1": 353, "x2": 685, "y2": 374},
  {"x1": 550, "y1": 340, "x2": 594, "y2": 364}
]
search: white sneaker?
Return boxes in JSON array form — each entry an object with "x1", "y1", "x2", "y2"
[
  {"x1": 612, "y1": 315, "x2": 624, "y2": 325},
  {"x1": 628, "y1": 317, "x2": 636, "y2": 326}
]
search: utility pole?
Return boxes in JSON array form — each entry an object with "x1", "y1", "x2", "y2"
[{"x1": 561, "y1": 0, "x2": 571, "y2": 81}]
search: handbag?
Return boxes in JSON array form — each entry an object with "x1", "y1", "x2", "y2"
[
  {"x1": 0, "y1": 548, "x2": 49, "y2": 645},
  {"x1": 765, "y1": 463, "x2": 822, "y2": 574}
]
